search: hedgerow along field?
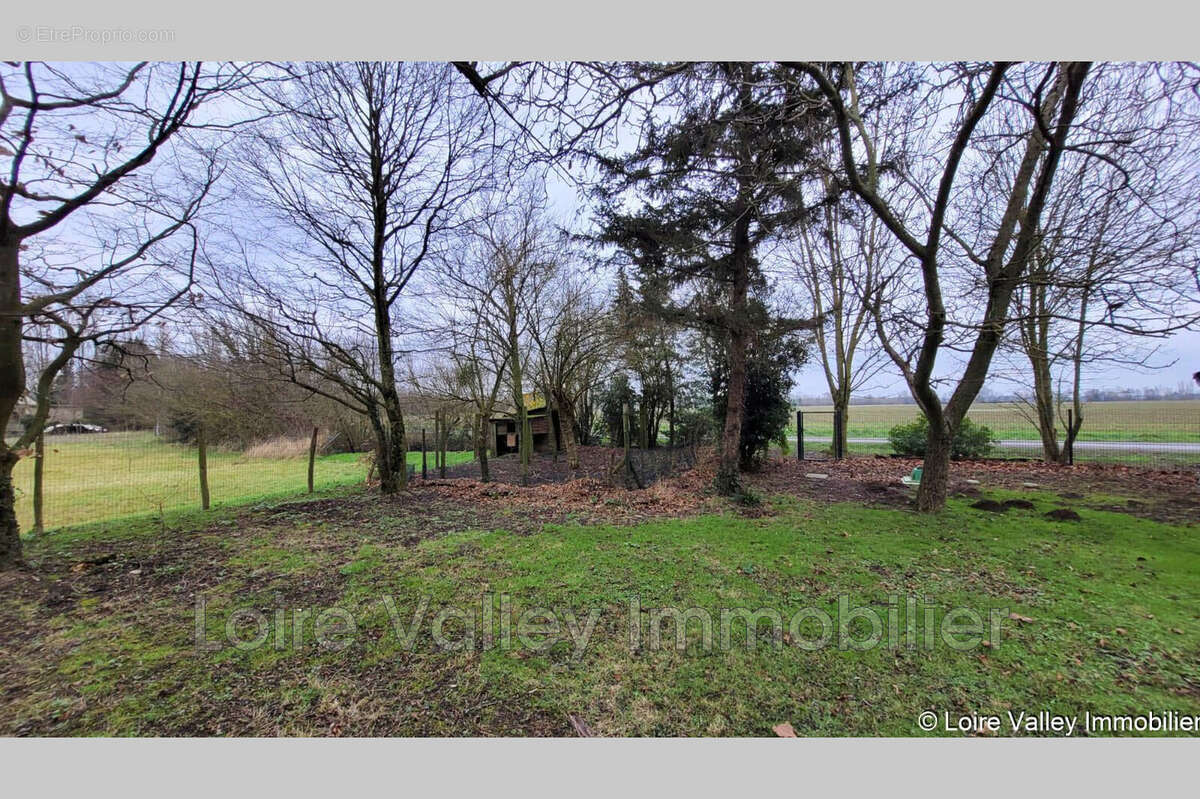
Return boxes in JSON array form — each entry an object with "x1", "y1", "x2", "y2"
[
  {"x1": 11, "y1": 431, "x2": 474, "y2": 531},
  {"x1": 792, "y1": 399, "x2": 1200, "y2": 443}
]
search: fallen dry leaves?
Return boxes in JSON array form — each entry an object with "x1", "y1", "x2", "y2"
[
  {"x1": 772, "y1": 722, "x2": 797, "y2": 737},
  {"x1": 415, "y1": 466, "x2": 715, "y2": 527}
]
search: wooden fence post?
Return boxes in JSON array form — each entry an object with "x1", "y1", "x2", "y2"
[
  {"x1": 421, "y1": 429, "x2": 427, "y2": 480},
  {"x1": 33, "y1": 432, "x2": 45, "y2": 534},
  {"x1": 197, "y1": 421, "x2": 211, "y2": 511},
  {"x1": 307, "y1": 425, "x2": 319, "y2": 493}
]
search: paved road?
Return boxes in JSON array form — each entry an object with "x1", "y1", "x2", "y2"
[{"x1": 794, "y1": 436, "x2": 1200, "y2": 454}]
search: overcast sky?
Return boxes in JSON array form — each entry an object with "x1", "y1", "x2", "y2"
[
  {"x1": 544, "y1": 153, "x2": 1200, "y2": 402},
  {"x1": 789, "y1": 328, "x2": 1200, "y2": 399}
]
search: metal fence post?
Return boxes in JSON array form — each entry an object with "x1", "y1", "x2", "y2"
[{"x1": 796, "y1": 410, "x2": 804, "y2": 462}]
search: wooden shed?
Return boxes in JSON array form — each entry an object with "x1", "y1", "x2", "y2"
[{"x1": 489, "y1": 404, "x2": 562, "y2": 456}]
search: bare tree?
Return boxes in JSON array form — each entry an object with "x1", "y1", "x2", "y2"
[
  {"x1": 0, "y1": 61, "x2": 245, "y2": 568},
  {"x1": 221, "y1": 62, "x2": 490, "y2": 494},
  {"x1": 789, "y1": 177, "x2": 896, "y2": 455},
  {"x1": 1002, "y1": 63, "x2": 1200, "y2": 461},
  {"x1": 529, "y1": 269, "x2": 616, "y2": 471},
  {"x1": 440, "y1": 305, "x2": 511, "y2": 482},
  {"x1": 440, "y1": 188, "x2": 557, "y2": 486},
  {"x1": 789, "y1": 61, "x2": 1092, "y2": 510}
]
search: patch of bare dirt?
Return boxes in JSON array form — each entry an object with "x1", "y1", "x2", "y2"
[{"x1": 745, "y1": 455, "x2": 1200, "y2": 523}]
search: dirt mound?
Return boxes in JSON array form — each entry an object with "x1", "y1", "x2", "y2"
[
  {"x1": 1045, "y1": 508, "x2": 1082, "y2": 522},
  {"x1": 1002, "y1": 499, "x2": 1036, "y2": 510},
  {"x1": 970, "y1": 499, "x2": 1007, "y2": 513}
]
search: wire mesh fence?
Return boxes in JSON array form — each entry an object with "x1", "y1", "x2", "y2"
[
  {"x1": 11, "y1": 420, "x2": 697, "y2": 532},
  {"x1": 625, "y1": 443, "x2": 699, "y2": 487},
  {"x1": 9, "y1": 427, "x2": 373, "y2": 532},
  {"x1": 13, "y1": 399, "x2": 1196, "y2": 531},
  {"x1": 793, "y1": 400, "x2": 1200, "y2": 470}
]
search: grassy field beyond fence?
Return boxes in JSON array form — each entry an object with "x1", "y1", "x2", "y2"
[
  {"x1": 790, "y1": 399, "x2": 1200, "y2": 468},
  {"x1": 12, "y1": 431, "x2": 472, "y2": 531},
  {"x1": 792, "y1": 399, "x2": 1200, "y2": 442}
]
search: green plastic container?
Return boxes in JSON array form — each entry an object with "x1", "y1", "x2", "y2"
[{"x1": 911, "y1": 467, "x2": 922, "y2": 483}]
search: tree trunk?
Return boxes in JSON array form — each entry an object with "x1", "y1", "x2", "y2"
[
  {"x1": 373, "y1": 256, "x2": 407, "y2": 491},
  {"x1": 832, "y1": 390, "x2": 850, "y2": 458},
  {"x1": 384, "y1": 401, "x2": 408, "y2": 492},
  {"x1": 1064, "y1": 280, "x2": 1090, "y2": 464},
  {"x1": 476, "y1": 413, "x2": 491, "y2": 483},
  {"x1": 716, "y1": 327, "x2": 747, "y2": 495},
  {"x1": 548, "y1": 395, "x2": 560, "y2": 462},
  {"x1": 473, "y1": 414, "x2": 482, "y2": 463},
  {"x1": 368, "y1": 408, "x2": 397, "y2": 494},
  {"x1": 0, "y1": 240, "x2": 25, "y2": 568},
  {"x1": 716, "y1": 214, "x2": 752, "y2": 496},
  {"x1": 1031, "y1": 373, "x2": 1062, "y2": 463},
  {"x1": 555, "y1": 390, "x2": 582, "y2": 471},
  {"x1": 915, "y1": 422, "x2": 951, "y2": 512},
  {"x1": 508, "y1": 326, "x2": 531, "y2": 486},
  {"x1": 1022, "y1": 266, "x2": 1063, "y2": 463},
  {"x1": 0, "y1": 452, "x2": 21, "y2": 569}
]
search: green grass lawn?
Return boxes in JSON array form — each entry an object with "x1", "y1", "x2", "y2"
[
  {"x1": 12, "y1": 431, "x2": 474, "y2": 530},
  {"x1": 4, "y1": 483, "x2": 1197, "y2": 736},
  {"x1": 793, "y1": 399, "x2": 1200, "y2": 443}
]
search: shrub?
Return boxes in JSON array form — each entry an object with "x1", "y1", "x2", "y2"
[
  {"x1": 887, "y1": 416, "x2": 997, "y2": 459},
  {"x1": 951, "y1": 418, "x2": 999, "y2": 459},
  {"x1": 887, "y1": 418, "x2": 928, "y2": 457}
]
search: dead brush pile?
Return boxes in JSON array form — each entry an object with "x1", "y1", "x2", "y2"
[{"x1": 417, "y1": 457, "x2": 719, "y2": 526}]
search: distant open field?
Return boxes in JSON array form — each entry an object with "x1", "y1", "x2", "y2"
[
  {"x1": 12, "y1": 431, "x2": 473, "y2": 531},
  {"x1": 792, "y1": 399, "x2": 1200, "y2": 443}
]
